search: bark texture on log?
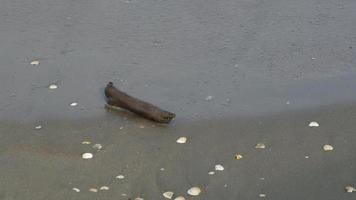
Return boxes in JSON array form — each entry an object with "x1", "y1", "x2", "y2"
[{"x1": 104, "y1": 82, "x2": 175, "y2": 123}]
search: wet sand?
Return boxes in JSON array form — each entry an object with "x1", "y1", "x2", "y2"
[{"x1": 1, "y1": 0, "x2": 356, "y2": 199}]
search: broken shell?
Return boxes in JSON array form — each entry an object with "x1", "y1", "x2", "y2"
[
  {"x1": 35, "y1": 125, "x2": 42, "y2": 130},
  {"x1": 89, "y1": 188, "x2": 98, "y2": 192},
  {"x1": 255, "y1": 143, "x2": 266, "y2": 149},
  {"x1": 323, "y1": 144, "x2": 334, "y2": 151},
  {"x1": 82, "y1": 141, "x2": 91, "y2": 144},
  {"x1": 163, "y1": 191, "x2": 174, "y2": 199},
  {"x1": 187, "y1": 187, "x2": 201, "y2": 196},
  {"x1": 345, "y1": 186, "x2": 356, "y2": 193},
  {"x1": 82, "y1": 153, "x2": 93, "y2": 159},
  {"x1": 70, "y1": 102, "x2": 78, "y2": 107},
  {"x1": 259, "y1": 193, "x2": 267, "y2": 198},
  {"x1": 208, "y1": 171, "x2": 215, "y2": 175},
  {"x1": 116, "y1": 175, "x2": 125, "y2": 179},
  {"x1": 72, "y1": 188, "x2": 80, "y2": 192},
  {"x1": 100, "y1": 186, "x2": 110, "y2": 191},
  {"x1": 215, "y1": 164, "x2": 224, "y2": 171},
  {"x1": 30, "y1": 60, "x2": 40, "y2": 65},
  {"x1": 48, "y1": 84, "x2": 58, "y2": 90},
  {"x1": 205, "y1": 95, "x2": 213, "y2": 101},
  {"x1": 176, "y1": 137, "x2": 187, "y2": 144},
  {"x1": 235, "y1": 154, "x2": 243, "y2": 160},
  {"x1": 174, "y1": 197, "x2": 185, "y2": 200},
  {"x1": 308, "y1": 121, "x2": 319, "y2": 127},
  {"x1": 93, "y1": 144, "x2": 103, "y2": 150}
]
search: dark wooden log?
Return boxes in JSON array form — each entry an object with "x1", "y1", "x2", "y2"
[{"x1": 104, "y1": 82, "x2": 175, "y2": 123}]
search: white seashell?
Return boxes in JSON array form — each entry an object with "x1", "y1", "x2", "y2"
[
  {"x1": 345, "y1": 186, "x2": 356, "y2": 193},
  {"x1": 160, "y1": 168, "x2": 165, "y2": 171},
  {"x1": 100, "y1": 186, "x2": 110, "y2": 190},
  {"x1": 255, "y1": 143, "x2": 266, "y2": 149},
  {"x1": 205, "y1": 96, "x2": 213, "y2": 101},
  {"x1": 30, "y1": 60, "x2": 40, "y2": 65},
  {"x1": 215, "y1": 164, "x2": 224, "y2": 171},
  {"x1": 82, "y1": 153, "x2": 93, "y2": 159},
  {"x1": 187, "y1": 187, "x2": 201, "y2": 196},
  {"x1": 116, "y1": 175, "x2": 125, "y2": 179},
  {"x1": 35, "y1": 125, "x2": 42, "y2": 130},
  {"x1": 176, "y1": 137, "x2": 187, "y2": 144},
  {"x1": 259, "y1": 193, "x2": 267, "y2": 198},
  {"x1": 93, "y1": 144, "x2": 103, "y2": 150},
  {"x1": 308, "y1": 121, "x2": 319, "y2": 127},
  {"x1": 163, "y1": 191, "x2": 174, "y2": 199},
  {"x1": 72, "y1": 188, "x2": 80, "y2": 192},
  {"x1": 235, "y1": 154, "x2": 243, "y2": 160},
  {"x1": 174, "y1": 196, "x2": 185, "y2": 200},
  {"x1": 89, "y1": 188, "x2": 98, "y2": 192},
  {"x1": 82, "y1": 141, "x2": 91, "y2": 144},
  {"x1": 323, "y1": 144, "x2": 334, "y2": 151},
  {"x1": 70, "y1": 102, "x2": 78, "y2": 107},
  {"x1": 48, "y1": 84, "x2": 58, "y2": 90},
  {"x1": 208, "y1": 171, "x2": 215, "y2": 175}
]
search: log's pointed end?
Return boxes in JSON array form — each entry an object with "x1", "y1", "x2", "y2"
[{"x1": 157, "y1": 111, "x2": 176, "y2": 123}]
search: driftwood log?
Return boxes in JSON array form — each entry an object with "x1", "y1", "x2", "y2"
[{"x1": 104, "y1": 82, "x2": 175, "y2": 123}]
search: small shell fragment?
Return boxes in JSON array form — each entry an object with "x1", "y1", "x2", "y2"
[
  {"x1": 89, "y1": 188, "x2": 98, "y2": 192},
  {"x1": 205, "y1": 96, "x2": 213, "y2": 101},
  {"x1": 215, "y1": 164, "x2": 224, "y2": 171},
  {"x1": 323, "y1": 144, "x2": 334, "y2": 151},
  {"x1": 259, "y1": 193, "x2": 267, "y2": 198},
  {"x1": 174, "y1": 197, "x2": 185, "y2": 200},
  {"x1": 187, "y1": 187, "x2": 201, "y2": 196},
  {"x1": 100, "y1": 186, "x2": 110, "y2": 191},
  {"x1": 82, "y1": 141, "x2": 91, "y2": 145},
  {"x1": 82, "y1": 153, "x2": 93, "y2": 159},
  {"x1": 309, "y1": 121, "x2": 319, "y2": 127},
  {"x1": 208, "y1": 171, "x2": 215, "y2": 175},
  {"x1": 163, "y1": 191, "x2": 174, "y2": 199},
  {"x1": 35, "y1": 125, "x2": 42, "y2": 130},
  {"x1": 93, "y1": 144, "x2": 103, "y2": 150},
  {"x1": 48, "y1": 84, "x2": 58, "y2": 90},
  {"x1": 30, "y1": 60, "x2": 40, "y2": 65},
  {"x1": 70, "y1": 102, "x2": 78, "y2": 107},
  {"x1": 176, "y1": 137, "x2": 187, "y2": 144},
  {"x1": 72, "y1": 188, "x2": 80, "y2": 192},
  {"x1": 234, "y1": 154, "x2": 243, "y2": 160},
  {"x1": 255, "y1": 143, "x2": 266, "y2": 149},
  {"x1": 116, "y1": 175, "x2": 125, "y2": 179},
  {"x1": 345, "y1": 186, "x2": 356, "y2": 193}
]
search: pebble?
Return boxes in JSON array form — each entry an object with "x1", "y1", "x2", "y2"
[
  {"x1": 174, "y1": 197, "x2": 185, "y2": 200},
  {"x1": 323, "y1": 144, "x2": 334, "y2": 151},
  {"x1": 35, "y1": 125, "x2": 42, "y2": 130},
  {"x1": 255, "y1": 143, "x2": 266, "y2": 149},
  {"x1": 208, "y1": 171, "x2": 215, "y2": 175},
  {"x1": 93, "y1": 144, "x2": 103, "y2": 150},
  {"x1": 100, "y1": 186, "x2": 110, "y2": 191},
  {"x1": 309, "y1": 121, "x2": 319, "y2": 127},
  {"x1": 82, "y1": 153, "x2": 93, "y2": 159},
  {"x1": 235, "y1": 154, "x2": 243, "y2": 160},
  {"x1": 176, "y1": 137, "x2": 187, "y2": 144},
  {"x1": 345, "y1": 186, "x2": 356, "y2": 193},
  {"x1": 215, "y1": 164, "x2": 224, "y2": 171},
  {"x1": 70, "y1": 102, "x2": 78, "y2": 107},
  {"x1": 116, "y1": 175, "x2": 125, "y2": 179},
  {"x1": 89, "y1": 188, "x2": 98, "y2": 192},
  {"x1": 205, "y1": 96, "x2": 213, "y2": 101},
  {"x1": 72, "y1": 188, "x2": 80, "y2": 192},
  {"x1": 163, "y1": 191, "x2": 174, "y2": 199},
  {"x1": 187, "y1": 187, "x2": 201, "y2": 196},
  {"x1": 48, "y1": 84, "x2": 58, "y2": 90},
  {"x1": 30, "y1": 60, "x2": 40, "y2": 65}
]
